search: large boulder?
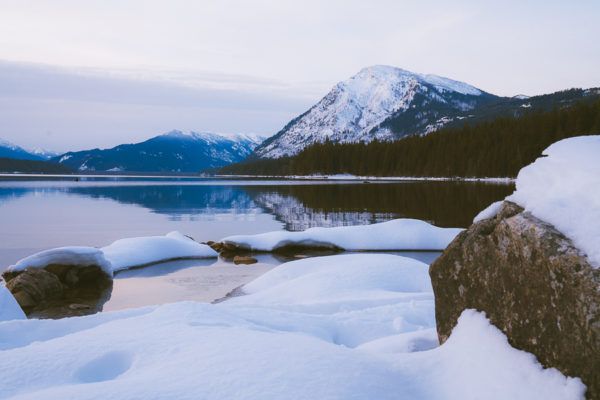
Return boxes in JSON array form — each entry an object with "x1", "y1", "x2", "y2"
[
  {"x1": 2, "y1": 264, "x2": 113, "y2": 319},
  {"x1": 430, "y1": 201, "x2": 600, "y2": 398}
]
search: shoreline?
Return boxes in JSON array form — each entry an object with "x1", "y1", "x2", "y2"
[{"x1": 0, "y1": 172, "x2": 515, "y2": 183}]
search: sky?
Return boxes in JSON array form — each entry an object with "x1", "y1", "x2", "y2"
[{"x1": 0, "y1": 0, "x2": 599, "y2": 152}]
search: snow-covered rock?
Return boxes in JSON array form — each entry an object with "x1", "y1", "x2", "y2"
[
  {"x1": 102, "y1": 231, "x2": 217, "y2": 272},
  {"x1": 254, "y1": 65, "x2": 497, "y2": 158},
  {"x1": 221, "y1": 218, "x2": 463, "y2": 252},
  {"x1": 5, "y1": 232, "x2": 218, "y2": 277},
  {"x1": 507, "y1": 135, "x2": 600, "y2": 267},
  {"x1": 0, "y1": 285, "x2": 26, "y2": 321},
  {"x1": 7, "y1": 247, "x2": 112, "y2": 276},
  {"x1": 0, "y1": 254, "x2": 584, "y2": 399}
]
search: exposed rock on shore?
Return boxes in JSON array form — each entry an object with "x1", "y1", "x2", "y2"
[
  {"x1": 2, "y1": 264, "x2": 112, "y2": 318},
  {"x1": 430, "y1": 201, "x2": 600, "y2": 398}
]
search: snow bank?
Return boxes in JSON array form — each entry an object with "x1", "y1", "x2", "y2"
[
  {"x1": 507, "y1": 136, "x2": 600, "y2": 267},
  {"x1": 0, "y1": 285, "x2": 25, "y2": 322},
  {"x1": 7, "y1": 247, "x2": 112, "y2": 275},
  {"x1": 0, "y1": 254, "x2": 584, "y2": 399},
  {"x1": 222, "y1": 219, "x2": 463, "y2": 252},
  {"x1": 5, "y1": 232, "x2": 217, "y2": 277},
  {"x1": 102, "y1": 231, "x2": 217, "y2": 272}
]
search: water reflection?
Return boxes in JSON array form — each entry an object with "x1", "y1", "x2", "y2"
[{"x1": 0, "y1": 180, "x2": 514, "y2": 229}]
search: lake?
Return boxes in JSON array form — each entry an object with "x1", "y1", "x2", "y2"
[{"x1": 0, "y1": 177, "x2": 514, "y2": 312}]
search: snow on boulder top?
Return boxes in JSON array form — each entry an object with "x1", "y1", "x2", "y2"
[
  {"x1": 0, "y1": 284, "x2": 26, "y2": 321},
  {"x1": 506, "y1": 135, "x2": 600, "y2": 267},
  {"x1": 221, "y1": 219, "x2": 463, "y2": 252},
  {"x1": 7, "y1": 247, "x2": 112, "y2": 276},
  {"x1": 102, "y1": 231, "x2": 217, "y2": 272},
  {"x1": 6, "y1": 232, "x2": 218, "y2": 277}
]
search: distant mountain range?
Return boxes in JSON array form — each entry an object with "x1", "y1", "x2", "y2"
[
  {"x1": 52, "y1": 131, "x2": 265, "y2": 173},
  {"x1": 3, "y1": 64, "x2": 599, "y2": 173},
  {"x1": 0, "y1": 138, "x2": 57, "y2": 161}
]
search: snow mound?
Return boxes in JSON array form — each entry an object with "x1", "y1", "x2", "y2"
[
  {"x1": 507, "y1": 135, "x2": 600, "y2": 267},
  {"x1": 7, "y1": 246, "x2": 112, "y2": 275},
  {"x1": 6, "y1": 232, "x2": 217, "y2": 277},
  {"x1": 0, "y1": 254, "x2": 584, "y2": 399},
  {"x1": 102, "y1": 231, "x2": 217, "y2": 272},
  {"x1": 222, "y1": 219, "x2": 463, "y2": 252},
  {"x1": 0, "y1": 285, "x2": 25, "y2": 322}
]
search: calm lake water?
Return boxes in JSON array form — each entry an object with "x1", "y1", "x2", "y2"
[{"x1": 0, "y1": 177, "x2": 514, "y2": 312}]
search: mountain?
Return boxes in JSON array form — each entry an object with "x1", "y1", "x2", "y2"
[
  {"x1": 0, "y1": 138, "x2": 45, "y2": 161},
  {"x1": 254, "y1": 65, "x2": 500, "y2": 158},
  {"x1": 53, "y1": 130, "x2": 265, "y2": 173}
]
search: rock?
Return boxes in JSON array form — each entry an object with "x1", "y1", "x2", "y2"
[
  {"x1": 206, "y1": 240, "x2": 223, "y2": 253},
  {"x1": 5, "y1": 268, "x2": 64, "y2": 311},
  {"x1": 2, "y1": 264, "x2": 113, "y2": 319},
  {"x1": 233, "y1": 256, "x2": 258, "y2": 265},
  {"x1": 430, "y1": 201, "x2": 600, "y2": 398}
]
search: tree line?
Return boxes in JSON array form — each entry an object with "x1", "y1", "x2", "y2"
[{"x1": 218, "y1": 98, "x2": 600, "y2": 177}]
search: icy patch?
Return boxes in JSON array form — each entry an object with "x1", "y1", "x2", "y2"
[
  {"x1": 507, "y1": 135, "x2": 600, "y2": 267},
  {"x1": 222, "y1": 219, "x2": 463, "y2": 252},
  {"x1": 0, "y1": 284, "x2": 25, "y2": 322}
]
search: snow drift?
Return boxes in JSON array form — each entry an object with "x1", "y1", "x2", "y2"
[
  {"x1": 221, "y1": 219, "x2": 462, "y2": 252},
  {"x1": 5, "y1": 232, "x2": 217, "y2": 277},
  {"x1": 0, "y1": 254, "x2": 584, "y2": 399}
]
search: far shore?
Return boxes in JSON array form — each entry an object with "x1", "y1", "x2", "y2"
[{"x1": 0, "y1": 172, "x2": 515, "y2": 183}]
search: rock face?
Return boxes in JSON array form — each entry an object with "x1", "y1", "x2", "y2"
[
  {"x1": 430, "y1": 201, "x2": 600, "y2": 398},
  {"x1": 2, "y1": 265, "x2": 113, "y2": 319}
]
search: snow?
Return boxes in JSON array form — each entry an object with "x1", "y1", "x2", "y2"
[
  {"x1": 7, "y1": 246, "x2": 113, "y2": 275},
  {"x1": 0, "y1": 254, "x2": 584, "y2": 399},
  {"x1": 473, "y1": 200, "x2": 503, "y2": 222},
  {"x1": 507, "y1": 135, "x2": 600, "y2": 267},
  {"x1": 102, "y1": 231, "x2": 217, "y2": 272},
  {"x1": 6, "y1": 232, "x2": 217, "y2": 277},
  {"x1": 222, "y1": 219, "x2": 463, "y2": 251},
  {"x1": 0, "y1": 284, "x2": 25, "y2": 321}
]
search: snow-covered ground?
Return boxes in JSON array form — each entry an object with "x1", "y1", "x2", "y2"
[
  {"x1": 0, "y1": 254, "x2": 584, "y2": 399},
  {"x1": 222, "y1": 218, "x2": 463, "y2": 251},
  {"x1": 0, "y1": 284, "x2": 25, "y2": 321},
  {"x1": 476, "y1": 135, "x2": 600, "y2": 267},
  {"x1": 5, "y1": 232, "x2": 217, "y2": 277}
]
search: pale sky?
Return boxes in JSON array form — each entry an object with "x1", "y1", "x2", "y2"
[{"x1": 0, "y1": 0, "x2": 599, "y2": 152}]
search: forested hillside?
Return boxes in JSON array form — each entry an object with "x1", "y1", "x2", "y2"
[
  {"x1": 0, "y1": 158, "x2": 74, "y2": 174},
  {"x1": 218, "y1": 97, "x2": 600, "y2": 178}
]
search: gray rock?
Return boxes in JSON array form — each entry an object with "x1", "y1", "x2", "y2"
[
  {"x1": 430, "y1": 201, "x2": 600, "y2": 398},
  {"x1": 2, "y1": 264, "x2": 113, "y2": 319}
]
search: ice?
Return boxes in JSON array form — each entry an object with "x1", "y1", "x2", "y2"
[
  {"x1": 222, "y1": 219, "x2": 463, "y2": 251},
  {"x1": 0, "y1": 254, "x2": 584, "y2": 399}
]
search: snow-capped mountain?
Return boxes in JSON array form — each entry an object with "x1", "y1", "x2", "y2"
[
  {"x1": 255, "y1": 65, "x2": 500, "y2": 158},
  {"x1": 53, "y1": 130, "x2": 265, "y2": 173},
  {"x1": 0, "y1": 138, "x2": 46, "y2": 161}
]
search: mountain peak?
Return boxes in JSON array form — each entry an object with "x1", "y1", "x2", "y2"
[{"x1": 254, "y1": 65, "x2": 495, "y2": 158}]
